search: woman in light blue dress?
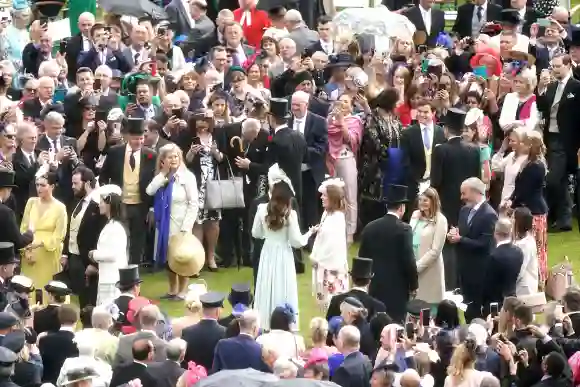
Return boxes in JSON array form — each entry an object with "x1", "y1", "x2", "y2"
[{"x1": 252, "y1": 179, "x2": 314, "y2": 331}]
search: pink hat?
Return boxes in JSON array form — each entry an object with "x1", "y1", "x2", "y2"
[
  {"x1": 304, "y1": 347, "x2": 328, "y2": 368},
  {"x1": 470, "y1": 45, "x2": 502, "y2": 77}
]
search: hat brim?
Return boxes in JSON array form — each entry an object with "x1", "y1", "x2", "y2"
[
  {"x1": 62, "y1": 376, "x2": 97, "y2": 385},
  {"x1": 384, "y1": 199, "x2": 409, "y2": 205},
  {"x1": 228, "y1": 293, "x2": 253, "y2": 306},
  {"x1": 505, "y1": 50, "x2": 536, "y2": 65},
  {"x1": 327, "y1": 61, "x2": 354, "y2": 68},
  {"x1": 115, "y1": 279, "x2": 143, "y2": 288},
  {"x1": 44, "y1": 285, "x2": 72, "y2": 295},
  {"x1": 349, "y1": 271, "x2": 374, "y2": 279},
  {"x1": 0, "y1": 184, "x2": 17, "y2": 189},
  {"x1": 168, "y1": 257, "x2": 201, "y2": 278}
]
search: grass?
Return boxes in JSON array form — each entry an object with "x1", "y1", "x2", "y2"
[{"x1": 140, "y1": 226, "x2": 580, "y2": 332}]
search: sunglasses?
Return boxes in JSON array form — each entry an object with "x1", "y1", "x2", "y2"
[
  {"x1": 1, "y1": 134, "x2": 15, "y2": 139},
  {"x1": 25, "y1": 88, "x2": 37, "y2": 92}
]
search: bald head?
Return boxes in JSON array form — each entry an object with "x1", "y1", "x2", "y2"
[
  {"x1": 291, "y1": 91, "x2": 309, "y2": 118},
  {"x1": 38, "y1": 76, "x2": 54, "y2": 88},
  {"x1": 400, "y1": 369, "x2": 421, "y2": 387},
  {"x1": 78, "y1": 13, "x2": 95, "y2": 37},
  {"x1": 551, "y1": 7, "x2": 569, "y2": 23},
  {"x1": 460, "y1": 177, "x2": 486, "y2": 206}
]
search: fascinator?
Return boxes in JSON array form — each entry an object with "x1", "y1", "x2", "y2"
[
  {"x1": 328, "y1": 316, "x2": 344, "y2": 336},
  {"x1": 232, "y1": 303, "x2": 249, "y2": 317},
  {"x1": 120, "y1": 72, "x2": 152, "y2": 98},
  {"x1": 185, "y1": 361, "x2": 208, "y2": 386},
  {"x1": 35, "y1": 163, "x2": 50, "y2": 179},
  {"x1": 465, "y1": 108, "x2": 484, "y2": 127},
  {"x1": 90, "y1": 184, "x2": 122, "y2": 203},
  {"x1": 107, "y1": 108, "x2": 124, "y2": 122},
  {"x1": 318, "y1": 177, "x2": 346, "y2": 194},
  {"x1": 274, "y1": 303, "x2": 297, "y2": 324},
  {"x1": 435, "y1": 32, "x2": 454, "y2": 50},
  {"x1": 267, "y1": 164, "x2": 295, "y2": 195},
  {"x1": 443, "y1": 290, "x2": 468, "y2": 312}
]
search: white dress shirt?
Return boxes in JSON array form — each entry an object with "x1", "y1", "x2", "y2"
[
  {"x1": 82, "y1": 35, "x2": 91, "y2": 52},
  {"x1": 126, "y1": 145, "x2": 141, "y2": 169},
  {"x1": 130, "y1": 46, "x2": 147, "y2": 65},
  {"x1": 21, "y1": 150, "x2": 35, "y2": 165},
  {"x1": 320, "y1": 39, "x2": 334, "y2": 54},
  {"x1": 182, "y1": 0, "x2": 195, "y2": 28},
  {"x1": 293, "y1": 115, "x2": 306, "y2": 134},
  {"x1": 420, "y1": 5, "x2": 432, "y2": 34}
]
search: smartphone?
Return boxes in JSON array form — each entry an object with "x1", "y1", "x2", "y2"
[
  {"x1": 35, "y1": 289, "x2": 43, "y2": 305},
  {"x1": 171, "y1": 108, "x2": 182, "y2": 119},
  {"x1": 420, "y1": 308, "x2": 431, "y2": 326},
  {"x1": 53, "y1": 88, "x2": 66, "y2": 103},
  {"x1": 39, "y1": 16, "x2": 49, "y2": 28},
  {"x1": 405, "y1": 322, "x2": 415, "y2": 339},
  {"x1": 396, "y1": 327, "x2": 405, "y2": 340},
  {"x1": 474, "y1": 65, "x2": 488, "y2": 80},
  {"x1": 104, "y1": 26, "x2": 112, "y2": 33},
  {"x1": 59, "y1": 39, "x2": 68, "y2": 55},
  {"x1": 93, "y1": 78, "x2": 102, "y2": 91},
  {"x1": 490, "y1": 302, "x2": 499, "y2": 317},
  {"x1": 95, "y1": 110, "x2": 108, "y2": 123},
  {"x1": 421, "y1": 59, "x2": 429, "y2": 73},
  {"x1": 537, "y1": 18, "x2": 551, "y2": 27}
]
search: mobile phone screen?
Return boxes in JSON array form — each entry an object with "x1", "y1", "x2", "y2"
[
  {"x1": 35, "y1": 289, "x2": 43, "y2": 305},
  {"x1": 490, "y1": 302, "x2": 499, "y2": 317},
  {"x1": 421, "y1": 308, "x2": 431, "y2": 326}
]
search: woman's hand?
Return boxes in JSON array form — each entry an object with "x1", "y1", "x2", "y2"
[
  {"x1": 97, "y1": 120, "x2": 107, "y2": 132},
  {"x1": 24, "y1": 248, "x2": 36, "y2": 264},
  {"x1": 188, "y1": 144, "x2": 202, "y2": 155},
  {"x1": 210, "y1": 142, "x2": 220, "y2": 158},
  {"x1": 160, "y1": 159, "x2": 172, "y2": 175},
  {"x1": 496, "y1": 340, "x2": 513, "y2": 361}
]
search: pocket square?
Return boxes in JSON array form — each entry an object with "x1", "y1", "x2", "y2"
[
  {"x1": 109, "y1": 57, "x2": 116, "y2": 62},
  {"x1": 567, "y1": 93, "x2": 575, "y2": 99}
]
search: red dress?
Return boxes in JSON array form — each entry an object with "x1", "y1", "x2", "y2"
[{"x1": 233, "y1": 8, "x2": 271, "y2": 49}]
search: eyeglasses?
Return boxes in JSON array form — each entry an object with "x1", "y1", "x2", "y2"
[
  {"x1": 25, "y1": 88, "x2": 37, "y2": 92},
  {"x1": 1, "y1": 134, "x2": 15, "y2": 139}
]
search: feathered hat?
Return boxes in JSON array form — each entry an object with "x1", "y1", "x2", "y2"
[{"x1": 267, "y1": 164, "x2": 295, "y2": 196}]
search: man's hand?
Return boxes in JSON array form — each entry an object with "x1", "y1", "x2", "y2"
[
  {"x1": 235, "y1": 157, "x2": 251, "y2": 169},
  {"x1": 60, "y1": 255, "x2": 68, "y2": 267},
  {"x1": 526, "y1": 324, "x2": 547, "y2": 340},
  {"x1": 447, "y1": 227, "x2": 460, "y2": 243},
  {"x1": 97, "y1": 120, "x2": 107, "y2": 132},
  {"x1": 529, "y1": 23, "x2": 539, "y2": 39},
  {"x1": 125, "y1": 103, "x2": 138, "y2": 116}
]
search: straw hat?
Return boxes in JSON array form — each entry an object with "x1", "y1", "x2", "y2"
[{"x1": 167, "y1": 233, "x2": 205, "y2": 277}]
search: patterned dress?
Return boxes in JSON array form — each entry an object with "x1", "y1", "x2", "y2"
[{"x1": 196, "y1": 144, "x2": 221, "y2": 224}]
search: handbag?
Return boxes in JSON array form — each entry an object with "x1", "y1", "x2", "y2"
[
  {"x1": 204, "y1": 157, "x2": 245, "y2": 210},
  {"x1": 545, "y1": 257, "x2": 575, "y2": 301}
]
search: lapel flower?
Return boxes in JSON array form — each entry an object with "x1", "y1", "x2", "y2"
[
  {"x1": 267, "y1": 135, "x2": 273, "y2": 142},
  {"x1": 147, "y1": 152, "x2": 153, "y2": 160}
]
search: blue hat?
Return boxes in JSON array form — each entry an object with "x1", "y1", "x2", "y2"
[
  {"x1": 232, "y1": 303, "x2": 249, "y2": 317},
  {"x1": 0, "y1": 347, "x2": 17, "y2": 366},
  {"x1": 328, "y1": 316, "x2": 344, "y2": 335},
  {"x1": 200, "y1": 292, "x2": 225, "y2": 308},
  {"x1": 1, "y1": 330, "x2": 25, "y2": 354},
  {"x1": 0, "y1": 312, "x2": 18, "y2": 330},
  {"x1": 12, "y1": 0, "x2": 29, "y2": 10}
]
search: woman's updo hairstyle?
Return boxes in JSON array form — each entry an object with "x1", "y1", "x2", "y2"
[
  {"x1": 36, "y1": 169, "x2": 59, "y2": 186},
  {"x1": 266, "y1": 181, "x2": 293, "y2": 231},
  {"x1": 310, "y1": 317, "x2": 329, "y2": 344}
]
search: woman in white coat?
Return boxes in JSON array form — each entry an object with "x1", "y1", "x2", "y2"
[
  {"x1": 310, "y1": 178, "x2": 349, "y2": 312},
  {"x1": 409, "y1": 187, "x2": 447, "y2": 305},
  {"x1": 147, "y1": 143, "x2": 198, "y2": 300},
  {"x1": 513, "y1": 207, "x2": 539, "y2": 295},
  {"x1": 89, "y1": 188, "x2": 128, "y2": 306}
]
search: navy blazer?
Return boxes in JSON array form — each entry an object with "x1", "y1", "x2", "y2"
[
  {"x1": 456, "y1": 201, "x2": 498, "y2": 300},
  {"x1": 331, "y1": 351, "x2": 372, "y2": 387},
  {"x1": 287, "y1": 112, "x2": 328, "y2": 187},
  {"x1": 511, "y1": 161, "x2": 548, "y2": 215},
  {"x1": 484, "y1": 242, "x2": 524, "y2": 305},
  {"x1": 77, "y1": 47, "x2": 132, "y2": 74},
  {"x1": 211, "y1": 334, "x2": 270, "y2": 374}
]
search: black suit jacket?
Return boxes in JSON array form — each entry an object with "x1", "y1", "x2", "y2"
[
  {"x1": 33, "y1": 304, "x2": 61, "y2": 335},
  {"x1": 358, "y1": 214, "x2": 418, "y2": 323},
  {"x1": 99, "y1": 144, "x2": 157, "y2": 207},
  {"x1": 456, "y1": 202, "x2": 498, "y2": 302},
  {"x1": 331, "y1": 351, "x2": 372, "y2": 387},
  {"x1": 326, "y1": 288, "x2": 386, "y2": 322},
  {"x1": 536, "y1": 77, "x2": 580, "y2": 172},
  {"x1": 403, "y1": 7, "x2": 446, "y2": 47},
  {"x1": 39, "y1": 330, "x2": 79, "y2": 384},
  {"x1": 0, "y1": 202, "x2": 34, "y2": 254},
  {"x1": 266, "y1": 126, "x2": 307, "y2": 204},
  {"x1": 77, "y1": 47, "x2": 132, "y2": 74},
  {"x1": 288, "y1": 113, "x2": 328, "y2": 187},
  {"x1": 65, "y1": 34, "x2": 84, "y2": 83},
  {"x1": 401, "y1": 123, "x2": 446, "y2": 199},
  {"x1": 521, "y1": 8, "x2": 538, "y2": 37},
  {"x1": 12, "y1": 148, "x2": 41, "y2": 220},
  {"x1": 36, "y1": 135, "x2": 80, "y2": 206},
  {"x1": 452, "y1": 2, "x2": 503, "y2": 38},
  {"x1": 21, "y1": 43, "x2": 51, "y2": 77},
  {"x1": 182, "y1": 319, "x2": 226, "y2": 371},
  {"x1": 21, "y1": 98, "x2": 44, "y2": 120},
  {"x1": 114, "y1": 294, "x2": 134, "y2": 327},
  {"x1": 110, "y1": 362, "x2": 156, "y2": 387},
  {"x1": 146, "y1": 360, "x2": 184, "y2": 387},
  {"x1": 511, "y1": 161, "x2": 548, "y2": 215},
  {"x1": 484, "y1": 242, "x2": 523, "y2": 305},
  {"x1": 430, "y1": 137, "x2": 481, "y2": 227}
]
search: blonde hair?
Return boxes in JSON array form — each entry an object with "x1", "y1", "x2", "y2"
[
  {"x1": 156, "y1": 143, "x2": 183, "y2": 173},
  {"x1": 310, "y1": 317, "x2": 329, "y2": 344},
  {"x1": 447, "y1": 339, "x2": 477, "y2": 383},
  {"x1": 184, "y1": 292, "x2": 203, "y2": 314},
  {"x1": 392, "y1": 37, "x2": 415, "y2": 58},
  {"x1": 517, "y1": 68, "x2": 537, "y2": 93}
]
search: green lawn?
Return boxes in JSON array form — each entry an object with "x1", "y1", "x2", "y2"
[{"x1": 140, "y1": 226, "x2": 580, "y2": 332}]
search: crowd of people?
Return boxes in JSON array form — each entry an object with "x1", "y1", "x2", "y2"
[{"x1": 0, "y1": 0, "x2": 578, "y2": 385}]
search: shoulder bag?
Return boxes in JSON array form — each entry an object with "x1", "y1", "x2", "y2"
[{"x1": 204, "y1": 157, "x2": 245, "y2": 210}]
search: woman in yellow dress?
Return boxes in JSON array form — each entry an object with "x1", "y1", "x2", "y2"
[{"x1": 20, "y1": 170, "x2": 67, "y2": 304}]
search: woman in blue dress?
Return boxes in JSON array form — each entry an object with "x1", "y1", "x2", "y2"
[{"x1": 358, "y1": 88, "x2": 404, "y2": 228}]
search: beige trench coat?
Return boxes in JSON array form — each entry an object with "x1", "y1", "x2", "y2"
[{"x1": 410, "y1": 210, "x2": 447, "y2": 304}]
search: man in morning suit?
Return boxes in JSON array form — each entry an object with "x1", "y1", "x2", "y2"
[
  {"x1": 452, "y1": 0, "x2": 503, "y2": 39},
  {"x1": 358, "y1": 185, "x2": 418, "y2": 323},
  {"x1": 403, "y1": 0, "x2": 445, "y2": 47},
  {"x1": 401, "y1": 99, "x2": 446, "y2": 221},
  {"x1": 484, "y1": 217, "x2": 523, "y2": 308},
  {"x1": 182, "y1": 292, "x2": 227, "y2": 371},
  {"x1": 212, "y1": 309, "x2": 270, "y2": 373},
  {"x1": 331, "y1": 325, "x2": 372, "y2": 387},
  {"x1": 65, "y1": 12, "x2": 96, "y2": 83},
  {"x1": 0, "y1": 169, "x2": 34, "y2": 258},
  {"x1": 63, "y1": 167, "x2": 106, "y2": 308},
  {"x1": 326, "y1": 257, "x2": 386, "y2": 322},
  {"x1": 146, "y1": 339, "x2": 186, "y2": 387},
  {"x1": 110, "y1": 338, "x2": 156, "y2": 387},
  {"x1": 99, "y1": 118, "x2": 157, "y2": 265},
  {"x1": 33, "y1": 281, "x2": 72, "y2": 335},
  {"x1": 288, "y1": 90, "x2": 328, "y2": 232},
  {"x1": 77, "y1": 23, "x2": 132, "y2": 75},
  {"x1": 12, "y1": 123, "x2": 42, "y2": 221},
  {"x1": 0, "y1": 346, "x2": 19, "y2": 387},
  {"x1": 430, "y1": 108, "x2": 481, "y2": 290},
  {"x1": 113, "y1": 266, "x2": 143, "y2": 329},
  {"x1": 218, "y1": 283, "x2": 253, "y2": 328},
  {"x1": 447, "y1": 178, "x2": 498, "y2": 322},
  {"x1": 266, "y1": 98, "x2": 308, "y2": 207},
  {"x1": 536, "y1": 54, "x2": 580, "y2": 232},
  {"x1": 113, "y1": 304, "x2": 168, "y2": 368},
  {"x1": 38, "y1": 304, "x2": 80, "y2": 383},
  {"x1": 0, "y1": 248, "x2": 23, "y2": 312}
]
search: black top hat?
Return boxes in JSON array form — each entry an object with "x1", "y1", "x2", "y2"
[
  {"x1": 44, "y1": 280, "x2": 72, "y2": 296},
  {"x1": 571, "y1": 27, "x2": 580, "y2": 47},
  {"x1": 445, "y1": 108, "x2": 467, "y2": 131},
  {"x1": 125, "y1": 118, "x2": 145, "y2": 135},
  {"x1": 327, "y1": 53, "x2": 355, "y2": 68},
  {"x1": 350, "y1": 257, "x2": 373, "y2": 279},
  {"x1": 116, "y1": 265, "x2": 143, "y2": 288},
  {"x1": 499, "y1": 9, "x2": 521, "y2": 25},
  {"x1": 383, "y1": 184, "x2": 408, "y2": 205},
  {"x1": 228, "y1": 283, "x2": 253, "y2": 307},
  {"x1": 33, "y1": 0, "x2": 66, "y2": 18},
  {"x1": 0, "y1": 169, "x2": 16, "y2": 189},
  {"x1": 0, "y1": 242, "x2": 18, "y2": 265},
  {"x1": 269, "y1": 98, "x2": 291, "y2": 119}
]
